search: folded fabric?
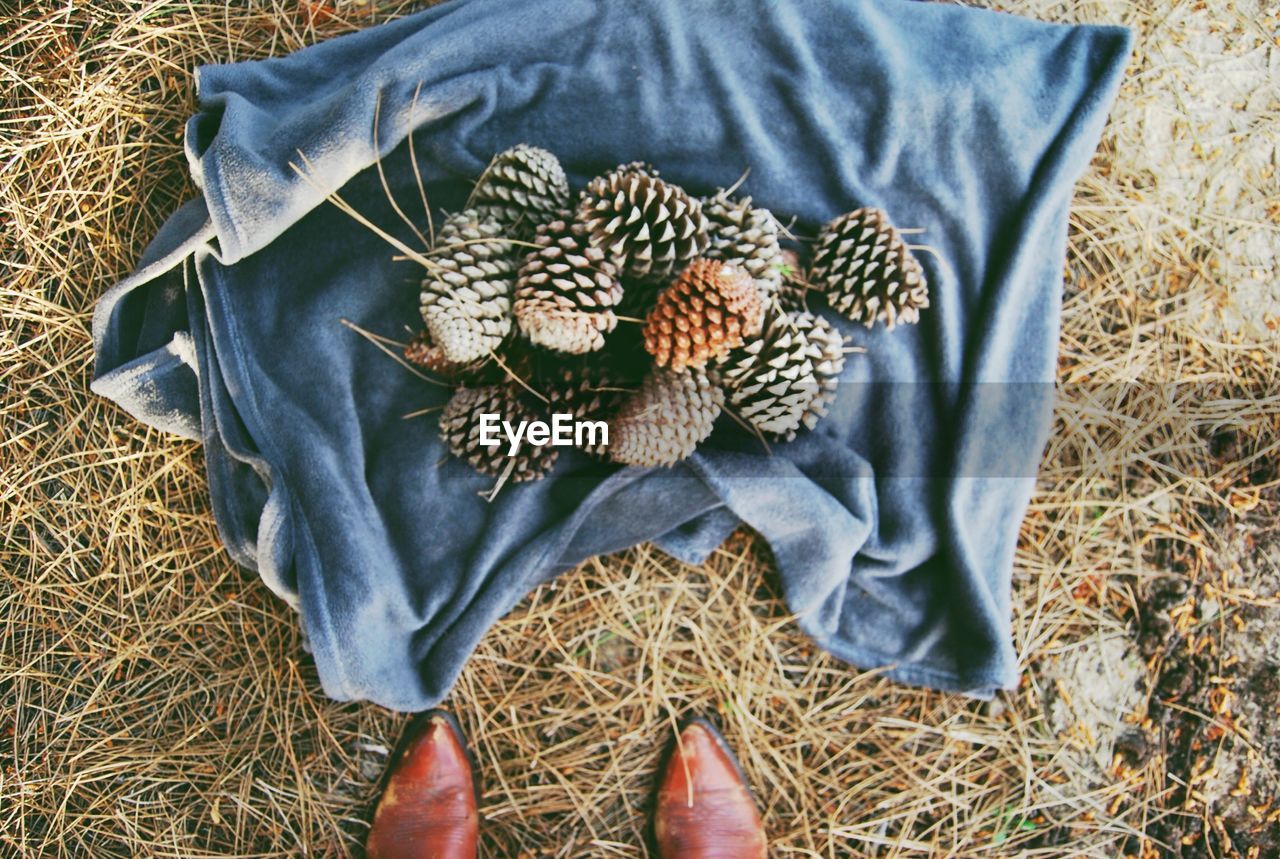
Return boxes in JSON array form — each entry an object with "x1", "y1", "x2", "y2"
[{"x1": 91, "y1": 0, "x2": 1131, "y2": 710}]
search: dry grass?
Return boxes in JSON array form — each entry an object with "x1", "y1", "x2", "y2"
[{"x1": 2, "y1": 1, "x2": 1277, "y2": 857}]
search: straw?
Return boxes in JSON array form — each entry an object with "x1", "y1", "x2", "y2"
[{"x1": 3, "y1": 0, "x2": 1277, "y2": 855}]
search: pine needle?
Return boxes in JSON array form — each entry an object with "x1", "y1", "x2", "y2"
[
  {"x1": 339, "y1": 317, "x2": 448, "y2": 385},
  {"x1": 7, "y1": 4, "x2": 1278, "y2": 857}
]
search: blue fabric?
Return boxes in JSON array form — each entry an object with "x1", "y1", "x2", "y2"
[{"x1": 91, "y1": 0, "x2": 1131, "y2": 710}]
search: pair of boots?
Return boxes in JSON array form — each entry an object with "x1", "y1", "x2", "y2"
[{"x1": 366, "y1": 711, "x2": 768, "y2": 858}]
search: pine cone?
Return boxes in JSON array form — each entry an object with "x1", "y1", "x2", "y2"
[
  {"x1": 404, "y1": 329, "x2": 471, "y2": 381},
  {"x1": 608, "y1": 367, "x2": 724, "y2": 467},
  {"x1": 787, "y1": 311, "x2": 849, "y2": 437},
  {"x1": 643, "y1": 258, "x2": 764, "y2": 372},
  {"x1": 540, "y1": 361, "x2": 627, "y2": 420},
  {"x1": 715, "y1": 303, "x2": 818, "y2": 437},
  {"x1": 539, "y1": 360, "x2": 630, "y2": 457},
  {"x1": 514, "y1": 220, "x2": 623, "y2": 355},
  {"x1": 774, "y1": 248, "x2": 813, "y2": 312},
  {"x1": 439, "y1": 384, "x2": 558, "y2": 482},
  {"x1": 405, "y1": 329, "x2": 537, "y2": 387},
  {"x1": 578, "y1": 163, "x2": 709, "y2": 279},
  {"x1": 471, "y1": 144, "x2": 572, "y2": 238},
  {"x1": 420, "y1": 209, "x2": 518, "y2": 364},
  {"x1": 810, "y1": 207, "x2": 929, "y2": 329},
  {"x1": 702, "y1": 191, "x2": 785, "y2": 298}
]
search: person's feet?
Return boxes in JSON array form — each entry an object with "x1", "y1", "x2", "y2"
[
  {"x1": 654, "y1": 719, "x2": 767, "y2": 858},
  {"x1": 366, "y1": 711, "x2": 479, "y2": 859}
]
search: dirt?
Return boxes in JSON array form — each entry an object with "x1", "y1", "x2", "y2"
[
  {"x1": 1043, "y1": 492, "x2": 1280, "y2": 857},
  {"x1": 1040, "y1": 630, "x2": 1148, "y2": 775},
  {"x1": 1141, "y1": 515, "x2": 1280, "y2": 858}
]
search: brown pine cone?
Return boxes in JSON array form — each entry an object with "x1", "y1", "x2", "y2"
[
  {"x1": 774, "y1": 248, "x2": 814, "y2": 312},
  {"x1": 643, "y1": 258, "x2": 765, "y2": 372},
  {"x1": 608, "y1": 367, "x2": 724, "y2": 467},
  {"x1": 439, "y1": 384, "x2": 558, "y2": 482},
  {"x1": 538, "y1": 359, "x2": 630, "y2": 457},
  {"x1": 404, "y1": 329, "x2": 472, "y2": 382}
]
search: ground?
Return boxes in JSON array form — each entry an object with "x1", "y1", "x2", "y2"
[{"x1": 2, "y1": 1, "x2": 1277, "y2": 857}]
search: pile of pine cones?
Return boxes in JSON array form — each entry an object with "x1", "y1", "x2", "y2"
[{"x1": 406, "y1": 144, "x2": 931, "y2": 483}]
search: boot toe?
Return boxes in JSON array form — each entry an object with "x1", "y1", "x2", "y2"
[
  {"x1": 367, "y1": 712, "x2": 479, "y2": 859},
  {"x1": 655, "y1": 721, "x2": 767, "y2": 859}
]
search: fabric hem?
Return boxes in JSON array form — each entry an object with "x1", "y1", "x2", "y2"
[
  {"x1": 196, "y1": 254, "x2": 350, "y2": 699},
  {"x1": 798, "y1": 618, "x2": 1017, "y2": 700},
  {"x1": 89, "y1": 342, "x2": 202, "y2": 441}
]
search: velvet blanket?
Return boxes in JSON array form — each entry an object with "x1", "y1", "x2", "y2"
[{"x1": 91, "y1": 0, "x2": 1131, "y2": 709}]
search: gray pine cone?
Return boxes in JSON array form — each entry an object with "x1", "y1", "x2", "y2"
[
  {"x1": 715, "y1": 303, "x2": 818, "y2": 437},
  {"x1": 578, "y1": 163, "x2": 709, "y2": 279},
  {"x1": 702, "y1": 191, "x2": 785, "y2": 299},
  {"x1": 420, "y1": 209, "x2": 518, "y2": 364},
  {"x1": 471, "y1": 144, "x2": 572, "y2": 238},
  {"x1": 608, "y1": 367, "x2": 724, "y2": 467},
  {"x1": 787, "y1": 311, "x2": 849, "y2": 438},
  {"x1": 810, "y1": 207, "x2": 929, "y2": 329},
  {"x1": 514, "y1": 220, "x2": 623, "y2": 355},
  {"x1": 439, "y1": 384, "x2": 558, "y2": 482}
]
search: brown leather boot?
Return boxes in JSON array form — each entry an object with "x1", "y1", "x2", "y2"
[
  {"x1": 654, "y1": 719, "x2": 768, "y2": 858},
  {"x1": 366, "y1": 710, "x2": 479, "y2": 859}
]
